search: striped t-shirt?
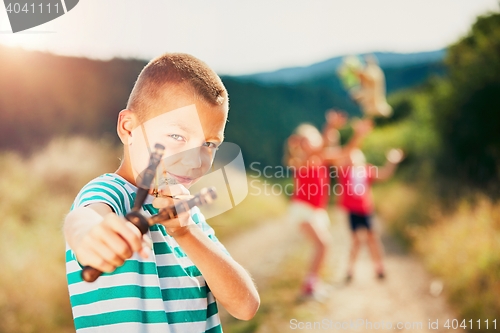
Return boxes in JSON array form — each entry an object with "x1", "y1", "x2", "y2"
[{"x1": 65, "y1": 173, "x2": 226, "y2": 333}]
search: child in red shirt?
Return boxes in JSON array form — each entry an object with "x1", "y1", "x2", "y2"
[
  {"x1": 285, "y1": 112, "x2": 372, "y2": 299},
  {"x1": 337, "y1": 148, "x2": 404, "y2": 281},
  {"x1": 286, "y1": 123, "x2": 334, "y2": 299}
]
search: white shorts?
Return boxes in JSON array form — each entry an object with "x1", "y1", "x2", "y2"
[{"x1": 287, "y1": 200, "x2": 331, "y2": 229}]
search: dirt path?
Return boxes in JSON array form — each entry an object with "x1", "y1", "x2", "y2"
[{"x1": 221, "y1": 208, "x2": 463, "y2": 333}]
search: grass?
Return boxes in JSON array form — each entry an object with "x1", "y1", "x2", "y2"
[
  {"x1": 414, "y1": 198, "x2": 500, "y2": 328},
  {"x1": 0, "y1": 137, "x2": 119, "y2": 333},
  {"x1": 373, "y1": 181, "x2": 500, "y2": 332}
]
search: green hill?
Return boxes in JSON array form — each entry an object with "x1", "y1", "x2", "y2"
[
  {"x1": 0, "y1": 46, "x2": 445, "y2": 167},
  {"x1": 239, "y1": 50, "x2": 445, "y2": 86}
]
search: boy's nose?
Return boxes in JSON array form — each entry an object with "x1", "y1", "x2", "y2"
[{"x1": 180, "y1": 146, "x2": 202, "y2": 169}]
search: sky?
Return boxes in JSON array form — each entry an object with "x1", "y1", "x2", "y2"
[{"x1": 0, "y1": 0, "x2": 498, "y2": 75}]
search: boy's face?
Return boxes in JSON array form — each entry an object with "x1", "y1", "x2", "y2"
[{"x1": 128, "y1": 97, "x2": 227, "y2": 189}]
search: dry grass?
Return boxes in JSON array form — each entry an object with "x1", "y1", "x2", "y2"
[
  {"x1": 0, "y1": 137, "x2": 119, "y2": 333},
  {"x1": 414, "y1": 199, "x2": 500, "y2": 323},
  {"x1": 373, "y1": 181, "x2": 500, "y2": 330},
  {"x1": 372, "y1": 181, "x2": 424, "y2": 248}
]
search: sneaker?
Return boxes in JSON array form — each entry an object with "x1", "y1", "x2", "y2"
[
  {"x1": 298, "y1": 281, "x2": 332, "y2": 303},
  {"x1": 345, "y1": 273, "x2": 353, "y2": 284}
]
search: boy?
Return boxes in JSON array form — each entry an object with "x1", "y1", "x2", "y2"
[{"x1": 63, "y1": 53, "x2": 260, "y2": 332}]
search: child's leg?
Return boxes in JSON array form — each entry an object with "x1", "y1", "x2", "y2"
[
  {"x1": 346, "y1": 212, "x2": 364, "y2": 279},
  {"x1": 346, "y1": 230, "x2": 362, "y2": 279},
  {"x1": 299, "y1": 218, "x2": 331, "y2": 293},
  {"x1": 366, "y1": 230, "x2": 385, "y2": 277}
]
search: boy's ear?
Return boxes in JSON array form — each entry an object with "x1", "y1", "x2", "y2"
[{"x1": 117, "y1": 109, "x2": 137, "y2": 145}]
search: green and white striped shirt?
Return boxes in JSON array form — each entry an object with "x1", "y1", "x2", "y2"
[{"x1": 65, "y1": 173, "x2": 226, "y2": 333}]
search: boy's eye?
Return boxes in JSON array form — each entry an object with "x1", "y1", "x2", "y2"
[
  {"x1": 203, "y1": 142, "x2": 219, "y2": 149},
  {"x1": 169, "y1": 134, "x2": 185, "y2": 142}
]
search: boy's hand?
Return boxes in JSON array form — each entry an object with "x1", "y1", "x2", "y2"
[
  {"x1": 352, "y1": 118, "x2": 374, "y2": 137},
  {"x1": 74, "y1": 212, "x2": 151, "y2": 273},
  {"x1": 152, "y1": 184, "x2": 196, "y2": 237},
  {"x1": 325, "y1": 109, "x2": 348, "y2": 129},
  {"x1": 386, "y1": 148, "x2": 404, "y2": 164}
]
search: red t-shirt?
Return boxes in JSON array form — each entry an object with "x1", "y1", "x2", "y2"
[
  {"x1": 337, "y1": 165, "x2": 376, "y2": 215},
  {"x1": 292, "y1": 165, "x2": 331, "y2": 209}
]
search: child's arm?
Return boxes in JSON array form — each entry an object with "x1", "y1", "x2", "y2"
[
  {"x1": 323, "y1": 118, "x2": 373, "y2": 165},
  {"x1": 171, "y1": 223, "x2": 260, "y2": 320},
  {"x1": 156, "y1": 188, "x2": 259, "y2": 321},
  {"x1": 322, "y1": 110, "x2": 344, "y2": 148},
  {"x1": 64, "y1": 204, "x2": 150, "y2": 273},
  {"x1": 373, "y1": 149, "x2": 404, "y2": 181}
]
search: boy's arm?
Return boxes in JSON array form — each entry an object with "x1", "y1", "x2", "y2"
[
  {"x1": 172, "y1": 225, "x2": 260, "y2": 321},
  {"x1": 373, "y1": 162, "x2": 397, "y2": 181},
  {"x1": 64, "y1": 203, "x2": 150, "y2": 273},
  {"x1": 154, "y1": 187, "x2": 259, "y2": 321}
]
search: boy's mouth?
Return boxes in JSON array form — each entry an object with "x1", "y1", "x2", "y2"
[{"x1": 166, "y1": 172, "x2": 196, "y2": 186}]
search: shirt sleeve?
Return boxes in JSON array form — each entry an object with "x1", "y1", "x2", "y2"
[
  {"x1": 190, "y1": 207, "x2": 231, "y2": 256},
  {"x1": 72, "y1": 176, "x2": 133, "y2": 217}
]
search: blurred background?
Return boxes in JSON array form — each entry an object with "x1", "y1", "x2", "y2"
[{"x1": 0, "y1": 1, "x2": 499, "y2": 332}]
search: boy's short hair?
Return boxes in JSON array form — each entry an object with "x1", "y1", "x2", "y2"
[{"x1": 127, "y1": 53, "x2": 228, "y2": 122}]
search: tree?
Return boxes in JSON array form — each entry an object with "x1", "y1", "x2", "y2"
[{"x1": 433, "y1": 12, "x2": 500, "y2": 197}]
